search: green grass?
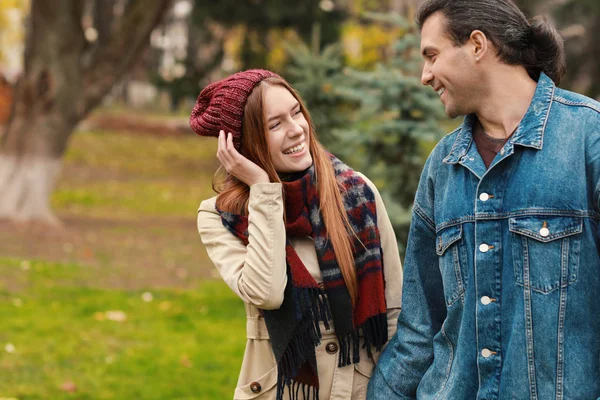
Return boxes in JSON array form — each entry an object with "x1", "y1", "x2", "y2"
[
  {"x1": 0, "y1": 258, "x2": 245, "y2": 400},
  {"x1": 53, "y1": 130, "x2": 218, "y2": 218}
]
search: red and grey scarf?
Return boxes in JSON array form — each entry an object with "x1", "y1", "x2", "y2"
[{"x1": 217, "y1": 155, "x2": 387, "y2": 400}]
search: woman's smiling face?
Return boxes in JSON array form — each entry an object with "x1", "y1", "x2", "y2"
[{"x1": 263, "y1": 85, "x2": 313, "y2": 173}]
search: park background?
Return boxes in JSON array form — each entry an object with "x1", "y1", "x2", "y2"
[{"x1": 0, "y1": 0, "x2": 597, "y2": 398}]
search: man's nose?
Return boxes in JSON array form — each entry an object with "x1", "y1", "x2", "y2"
[{"x1": 421, "y1": 65, "x2": 433, "y2": 86}]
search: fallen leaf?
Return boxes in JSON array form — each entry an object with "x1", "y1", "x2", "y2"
[
  {"x1": 60, "y1": 381, "x2": 77, "y2": 393},
  {"x1": 105, "y1": 311, "x2": 127, "y2": 322},
  {"x1": 180, "y1": 355, "x2": 193, "y2": 368},
  {"x1": 141, "y1": 292, "x2": 153, "y2": 302}
]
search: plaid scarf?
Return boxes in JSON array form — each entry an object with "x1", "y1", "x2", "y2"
[{"x1": 217, "y1": 156, "x2": 387, "y2": 400}]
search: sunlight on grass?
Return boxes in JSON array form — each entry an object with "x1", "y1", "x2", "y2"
[
  {"x1": 53, "y1": 180, "x2": 214, "y2": 218},
  {"x1": 64, "y1": 130, "x2": 218, "y2": 178},
  {"x1": 53, "y1": 130, "x2": 220, "y2": 217}
]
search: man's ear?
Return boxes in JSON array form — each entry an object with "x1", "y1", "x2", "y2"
[{"x1": 470, "y1": 30, "x2": 489, "y2": 62}]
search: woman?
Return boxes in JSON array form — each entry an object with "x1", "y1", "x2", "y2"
[{"x1": 192, "y1": 69, "x2": 402, "y2": 400}]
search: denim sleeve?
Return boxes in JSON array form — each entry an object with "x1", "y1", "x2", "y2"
[{"x1": 367, "y1": 205, "x2": 446, "y2": 399}]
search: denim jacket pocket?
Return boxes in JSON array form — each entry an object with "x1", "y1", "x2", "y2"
[
  {"x1": 509, "y1": 215, "x2": 583, "y2": 294},
  {"x1": 436, "y1": 224, "x2": 467, "y2": 306}
]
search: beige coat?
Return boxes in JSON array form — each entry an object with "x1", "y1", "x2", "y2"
[{"x1": 197, "y1": 175, "x2": 403, "y2": 400}]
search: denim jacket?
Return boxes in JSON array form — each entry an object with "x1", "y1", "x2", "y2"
[{"x1": 368, "y1": 73, "x2": 600, "y2": 400}]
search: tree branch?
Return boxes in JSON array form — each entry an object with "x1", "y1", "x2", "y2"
[{"x1": 79, "y1": 0, "x2": 174, "y2": 118}]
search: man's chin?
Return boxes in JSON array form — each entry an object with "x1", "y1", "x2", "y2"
[{"x1": 445, "y1": 105, "x2": 465, "y2": 119}]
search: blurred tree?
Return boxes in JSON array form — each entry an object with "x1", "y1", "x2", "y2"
[
  {"x1": 193, "y1": 0, "x2": 347, "y2": 70},
  {"x1": 153, "y1": 12, "x2": 226, "y2": 111},
  {"x1": 284, "y1": 39, "x2": 354, "y2": 145},
  {"x1": 514, "y1": 0, "x2": 600, "y2": 98},
  {"x1": 0, "y1": 0, "x2": 173, "y2": 224},
  {"x1": 552, "y1": 0, "x2": 600, "y2": 98},
  {"x1": 334, "y1": 14, "x2": 445, "y2": 253}
]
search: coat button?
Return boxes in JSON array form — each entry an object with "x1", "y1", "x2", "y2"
[
  {"x1": 326, "y1": 342, "x2": 338, "y2": 354},
  {"x1": 250, "y1": 382, "x2": 261, "y2": 393},
  {"x1": 480, "y1": 296, "x2": 492, "y2": 305},
  {"x1": 481, "y1": 348, "x2": 492, "y2": 358},
  {"x1": 479, "y1": 243, "x2": 490, "y2": 253},
  {"x1": 479, "y1": 193, "x2": 490, "y2": 202}
]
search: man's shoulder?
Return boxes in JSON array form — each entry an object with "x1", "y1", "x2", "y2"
[{"x1": 552, "y1": 87, "x2": 600, "y2": 115}]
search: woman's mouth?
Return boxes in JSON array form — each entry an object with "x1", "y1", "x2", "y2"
[{"x1": 283, "y1": 142, "x2": 305, "y2": 155}]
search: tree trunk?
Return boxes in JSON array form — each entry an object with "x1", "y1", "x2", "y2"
[{"x1": 0, "y1": 0, "x2": 173, "y2": 224}]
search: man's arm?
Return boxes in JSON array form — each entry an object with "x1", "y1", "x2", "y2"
[{"x1": 367, "y1": 203, "x2": 446, "y2": 399}]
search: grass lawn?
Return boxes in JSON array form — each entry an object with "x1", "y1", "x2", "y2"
[
  {"x1": 0, "y1": 259, "x2": 245, "y2": 400},
  {"x1": 0, "y1": 123, "x2": 247, "y2": 399}
]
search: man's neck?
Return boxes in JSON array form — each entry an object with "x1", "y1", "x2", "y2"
[{"x1": 475, "y1": 67, "x2": 538, "y2": 140}]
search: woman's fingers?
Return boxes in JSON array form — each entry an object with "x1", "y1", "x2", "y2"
[
  {"x1": 218, "y1": 131, "x2": 242, "y2": 173},
  {"x1": 226, "y1": 130, "x2": 234, "y2": 150},
  {"x1": 217, "y1": 131, "x2": 231, "y2": 168}
]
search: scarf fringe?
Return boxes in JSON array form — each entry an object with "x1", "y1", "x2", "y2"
[
  {"x1": 275, "y1": 286, "x2": 333, "y2": 400},
  {"x1": 277, "y1": 375, "x2": 319, "y2": 400},
  {"x1": 276, "y1": 317, "x2": 321, "y2": 400},
  {"x1": 292, "y1": 286, "x2": 332, "y2": 332},
  {"x1": 338, "y1": 312, "x2": 388, "y2": 367}
]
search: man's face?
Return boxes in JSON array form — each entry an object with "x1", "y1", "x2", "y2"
[{"x1": 420, "y1": 12, "x2": 479, "y2": 118}]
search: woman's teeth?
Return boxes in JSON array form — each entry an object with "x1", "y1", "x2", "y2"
[{"x1": 283, "y1": 143, "x2": 305, "y2": 155}]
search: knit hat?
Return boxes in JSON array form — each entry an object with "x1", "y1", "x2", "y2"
[{"x1": 189, "y1": 69, "x2": 281, "y2": 150}]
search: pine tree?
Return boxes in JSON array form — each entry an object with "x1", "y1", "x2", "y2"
[
  {"x1": 284, "y1": 38, "x2": 355, "y2": 146},
  {"x1": 333, "y1": 14, "x2": 446, "y2": 253}
]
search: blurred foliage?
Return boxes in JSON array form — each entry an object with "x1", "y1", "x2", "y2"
[
  {"x1": 284, "y1": 40, "x2": 354, "y2": 145},
  {"x1": 514, "y1": 0, "x2": 600, "y2": 98},
  {"x1": 0, "y1": 0, "x2": 28, "y2": 65},
  {"x1": 341, "y1": 20, "x2": 401, "y2": 70},
  {"x1": 192, "y1": 0, "x2": 346, "y2": 58},
  {"x1": 334, "y1": 19, "x2": 445, "y2": 253},
  {"x1": 155, "y1": 0, "x2": 347, "y2": 110}
]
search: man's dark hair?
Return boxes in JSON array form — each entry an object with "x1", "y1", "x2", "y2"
[{"x1": 416, "y1": 0, "x2": 566, "y2": 85}]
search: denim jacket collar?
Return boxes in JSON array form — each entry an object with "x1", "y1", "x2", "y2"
[{"x1": 444, "y1": 73, "x2": 556, "y2": 165}]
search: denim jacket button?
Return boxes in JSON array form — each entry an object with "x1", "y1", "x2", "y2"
[
  {"x1": 480, "y1": 296, "x2": 492, "y2": 305},
  {"x1": 479, "y1": 193, "x2": 490, "y2": 202},
  {"x1": 500, "y1": 148, "x2": 506, "y2": 155},
  {"x1": 481, "y1": 348, "x2": 492, "y2": 358},
  {"x1": 479, "y1": 243, "x2": 490, "y2": 253},
  {"x1": 539, "y1": 227, "x2": 550, "y2": 237}
]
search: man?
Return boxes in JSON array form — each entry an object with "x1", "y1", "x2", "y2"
[{"x1": 367, "y1": 0, "x2": 600, "y2": 399}]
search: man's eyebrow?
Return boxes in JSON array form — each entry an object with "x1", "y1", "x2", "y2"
[{"x1": 267, "y1": 102, "x2": 300, "y2": 122}]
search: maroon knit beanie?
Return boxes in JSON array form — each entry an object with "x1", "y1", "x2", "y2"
[{"x1": 189, "y1": 69, "x2": 281, "y2": 150}]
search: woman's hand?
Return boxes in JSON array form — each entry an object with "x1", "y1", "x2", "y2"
[{"x1": 217, "y1": 130, "x2": 270, "y2": 186}]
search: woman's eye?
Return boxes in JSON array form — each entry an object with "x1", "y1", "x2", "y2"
[
  {"x1": 269, "y1": 122, "x2": 280, "y2": 130},
  {"x1": 293, "y1": 109, "x2": 302, "y2": 117}
]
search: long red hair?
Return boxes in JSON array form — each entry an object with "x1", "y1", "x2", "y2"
[{"x1": 213, "y1": 77, "x2": 359, "y2": 306}]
